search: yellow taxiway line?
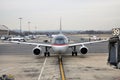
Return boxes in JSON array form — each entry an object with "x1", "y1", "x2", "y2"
[{"x1": 59, "y1": 59, "x2": 66, "y2": 80}]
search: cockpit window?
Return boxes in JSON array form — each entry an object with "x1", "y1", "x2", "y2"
[{"x1": 54, "y1": 37, "x2": 65, "y2": 44}]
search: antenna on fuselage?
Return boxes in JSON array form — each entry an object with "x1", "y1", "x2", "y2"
[{"x1": 60, "y1": 17, "x2": 62, "y2": 34}]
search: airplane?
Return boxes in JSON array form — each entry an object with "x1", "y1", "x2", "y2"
[
  {"x1": 12, "y1": 19, "x2": 108, "y2": 58},
  {"x1": 90, "y1": 35, "x2": 101, "y2": 41},
  {"x1": 9, "y1": 37, "x2": 26, "y2": 42}
]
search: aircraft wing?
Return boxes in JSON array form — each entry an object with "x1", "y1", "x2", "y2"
[
  {"x1": 68, "y1": 39, "x2": 108, "y2": 47},
  {"x1": 11, "y1": 41, "x2": 52, "y2": 47},
  {"x1": 11, "y1": 39, "x2": 108, "y2": 47}
]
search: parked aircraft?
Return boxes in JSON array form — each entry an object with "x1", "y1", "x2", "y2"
[{"x1": 9, "y1": 37, "x2": 26, "y2": 42}]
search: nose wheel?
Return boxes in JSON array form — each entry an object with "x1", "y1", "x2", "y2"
[{"x1": 58, "y1": 55, "x2": 62, "y2": 61}]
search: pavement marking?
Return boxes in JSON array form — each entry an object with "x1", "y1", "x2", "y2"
[
  {"x1": 59, "y1": 59, "x2": 66, "y2": 80},
  {"x1": 0, "y1": 67, "x2": 14, "y2": 73},
  {"x1": 38, "y1": 57, "x2": 47, "y2": 80}
]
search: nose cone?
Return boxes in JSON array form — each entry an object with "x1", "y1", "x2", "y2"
[{"x1": 52, "y1": 46, "x2": 68, "y2": 53}]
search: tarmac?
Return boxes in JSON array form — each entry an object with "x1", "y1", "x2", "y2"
[
  {"x1": 0, "y1": 34, "x2": 120, "y2": 80},
  {"x1": 0, "y1": 54, "x2": 120, "y2": 80}
]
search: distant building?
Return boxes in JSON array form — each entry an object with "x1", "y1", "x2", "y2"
[{"x1": 0, "y1": 25, "x2": 9, "y2": 36}]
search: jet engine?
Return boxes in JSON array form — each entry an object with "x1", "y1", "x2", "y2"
[
  {"x1": 79, "y1": 46, "x2": 88, "y2": 54},
  {"x1": 33, "y1": 47, "x2": 42, "y2": 55}
]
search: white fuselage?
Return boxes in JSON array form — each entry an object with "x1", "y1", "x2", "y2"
[{"x1": 51, "y1": 34, "x2": 69, "y2": 54}]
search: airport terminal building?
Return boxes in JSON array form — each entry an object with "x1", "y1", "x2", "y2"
[{"x1": 0, "y1": 25, "x2": 9, "y2": 36}]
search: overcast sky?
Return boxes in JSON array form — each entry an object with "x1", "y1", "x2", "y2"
[{"x1": 0, "y1": 0, "x2": 120, "y2": 31}]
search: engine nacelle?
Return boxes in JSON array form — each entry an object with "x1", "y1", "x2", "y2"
[
  {"x1": 79, "y1": 46, "x2": 88, "y2": 54},
  {"x1": 33, "y1": 47, "x2": 42, "y2": 55}
]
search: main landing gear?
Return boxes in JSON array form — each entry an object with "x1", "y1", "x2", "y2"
[
  {"x1": 72, "y1": 46, "x2": 77, "y2": 56},
  {"x1": 44, "y1": 52, "x2": 50, "y2": 57},
  {"x1": 44, "y1": 47, "x2": 50, "y2": 57},
  {"x1": 72, "y1": 51, "x2": 77, "y2": 56}
]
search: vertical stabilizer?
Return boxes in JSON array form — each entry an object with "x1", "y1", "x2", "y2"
[{"x1": 59, "y1": 17, "x2": 62, "y2": 34}]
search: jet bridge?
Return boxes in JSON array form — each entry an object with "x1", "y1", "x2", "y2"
[{"x1": 108, "y1": 28, "x2": 120, "y2": 69}]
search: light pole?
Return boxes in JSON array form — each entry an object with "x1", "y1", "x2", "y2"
[
  {"x1": 18, "y1": 18, "x2": 22, "y2": 35},
  {"x1": 28, "y1": 21, "x2": 31, "y2": 35},
  {"x1": 35, "y1": 26, "x2": 37, "y2": 34}
]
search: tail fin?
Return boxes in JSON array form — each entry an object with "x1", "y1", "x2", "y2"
[{"x1": 59, "y1": 17, "x2": 62, "y2": 34}]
